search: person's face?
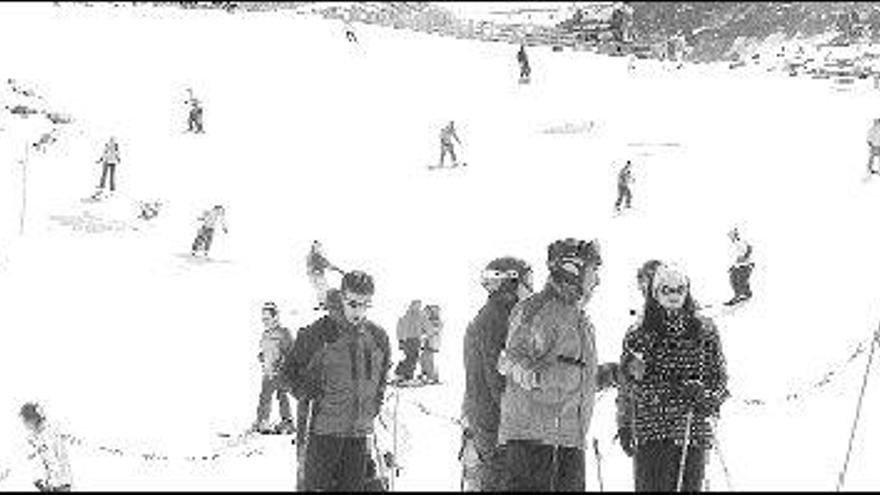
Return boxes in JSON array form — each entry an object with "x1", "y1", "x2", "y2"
[
  {"x1": 655, "y1": 280, "x2": 688, "y2": 310},
  {"x1": 516, "y1": 271, "x2": 534, "y2": 300},
  {"x1": 580, "y1": 265, "x2": 601, "y2": 304},
  {"x1": 22, "y1": 418, "x2": 39, "y2": 434},
  {"x1": 261, "y1": 309, "x2": 278, "y2": 329},
  {"x1": 342, "y1": 290, "x2": 372, "y2": 325}
]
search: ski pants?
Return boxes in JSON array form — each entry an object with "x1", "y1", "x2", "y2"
[
  {"x1": 418, "y1": 347, "x2": 438, "y2": 382},
  {"x1": 303, "y1": 434, "x2": 369, "y2": 492},
  {"x1": 867, "y1": 143, "x2": 880, "y2": 173},
  {"x1": 192, "y1": 226, "x2": 215, "y2": 254},
  {"x1": 188, "y1": 107, "x2": 203, "y2": 133},
  {"x1": 439, "y1": 141, "x2": 457, "y2": 167},
  {"x1": 505, "y1": 439, "x2": 585, "y2": 492},
  {"x1": 346, "y1": 30, "x2": 358, "y2": 43},
  {"x1": 256, "y1": 375, "x2": 292, "y2": 424},
  {"x1": 634, "y1": 439, "x2": 706, "y2": 492},
  {"x1": 615, "y1": 183, "x2": 632, "y2": 210},
  {"x1": 728, "y1": 263, "x2": 754, "y2": 299},
  {"x1": 98, "y1": 163, "x2": 116, "y2": 191},
  {"x1": 520, "y1": 62, "x2": 531, "y2": 79},
  {"x1": 459, "y1": 426, "x2": 507, "y2": 491},
  {"x1": 394, "y1": 338, "x2": 421, "y2": 380}
]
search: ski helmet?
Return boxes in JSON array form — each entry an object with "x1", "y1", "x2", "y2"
[
  {"x1": 547, "y1": 238, "x2": 602, "y2": 289},
  {"x1": 19, "y1": 402, "x2": 45, "y2": 426},
  {"x1": 481, "y1": 257, "x2": 532, "y2": 294}
]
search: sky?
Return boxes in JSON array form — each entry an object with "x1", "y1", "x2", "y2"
[{"x1": 0, "y1": 1, "x2": 878, "y2": 491}]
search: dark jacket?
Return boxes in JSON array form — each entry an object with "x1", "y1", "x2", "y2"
[
  {"x1": 285, "y1": 313, "x2": 391, "y2": 437},
  {"x1": 462, "y1": 290, "x2": 519, "y2": 435}
]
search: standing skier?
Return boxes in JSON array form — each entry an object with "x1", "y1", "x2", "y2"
[
  {"x1": 460, "y1": 256, "x2": 533, "y2": 491},
  {"x1": 620, "y1": 264, "x2": 729, "y2": 492},
  {"x1": 393, "y1": 300, "x2": 429, "y2": 384},
  {"x1": 496, "y1": 238, "x2": 603, "y2": 492},
  {"x1": 614, "y1": 160, "x2": 635, "y2": 213},
  {"x1": 19, "y1": 402, "x2": 73, "y2": 492},
  {"x1": 286, "y1": 271, "x2": 391, "y2": 492},
  {"x1": 344, "y1": 18, "x2": 358, "y2": 43},
  {"x1": 437, "y1": 120, "x2": 462, "y2": 168},
  {"x1": 185, "y1": 88, "x2": 204, "y2": 134},
  {"x1": 95, "y1": 136, "x2": 120, "y2": 194},
  {"x1": 190, "y1": 205, "x2": 228, "y2": 257},
  {"x1": 306, "y1": 240, "x2": 342, "y2": 308},
  {"x1": 517, "y1": 43, "x2": 531, "y2": 83},
  {"x1": 725, "y1": 228, "x2": 754, "y2": 306},
  {"x1": 253, "y1": 301, "x2": 295, "y2": 434},
  {"x1": 866, "y1": 117, "x2": 880, "y2": 175},
  {"x1": 418, "y1": 304, "x2": 443, "y2": 384}
]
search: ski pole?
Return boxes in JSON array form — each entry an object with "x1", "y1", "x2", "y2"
[
  {"x1": 391, "y1": 387, "x2": 399, "y2": 492},
  {"x1": 592, "y1": 438, "x2": 605, "y2": 492},
  {"x1": 676, "y1": 407, "x2": 694, "y2": 492}
]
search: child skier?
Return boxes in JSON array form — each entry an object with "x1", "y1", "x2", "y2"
[
  {"x1": 185, "y1": 89, "x2": 204, "y2": 134},
  {"x1": 254, "y1": 301, "x2": 295, "y2": 434},
  {"x1": 725, "y1": 228, "x2": 754, "y2": 306},
  {"x1": 437, "y1": 120, "x2": 462, "y2": 168},
  {"x1": 191, "y1": 205, "x2": 228, "y2": 257},
  {"x1": 95, "y1": 136, "x2": 120, "y2": 194},
  {"x1": 19, "y1": 402, "x2": 73, "y2": 492},
  {"x1": 614, "y1": 160, "x2": 634, "y2": 212}
]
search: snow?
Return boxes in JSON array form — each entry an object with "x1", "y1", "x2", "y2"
[{"x1": 0, "y1": 2, "x2": 879, "y2": 491}]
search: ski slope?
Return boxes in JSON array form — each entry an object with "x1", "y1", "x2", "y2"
[{"x1": 0, "y1": 2, "x2": 879, "y2": 491}]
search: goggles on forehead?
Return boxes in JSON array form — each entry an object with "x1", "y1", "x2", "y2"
[
  {"x1": 343, "y1": 298, "x2": 372, "y2": 309},
  {"x1": 481, "y1": 269, "x2": 532, "y2": 291}
]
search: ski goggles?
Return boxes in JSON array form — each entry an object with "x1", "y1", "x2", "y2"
[{"x1": 658, "y1": 285, "x2": 688, "y2": 296}]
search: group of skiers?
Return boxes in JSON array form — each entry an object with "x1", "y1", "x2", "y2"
[{"x1": 393, "y1": 300, "x2": 444, "y2": 385}]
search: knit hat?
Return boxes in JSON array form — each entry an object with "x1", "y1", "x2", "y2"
[
  {"x1": 547, "y1": 238, "x2": 602, "y2": 287},
  {"x1": 342, "y1": 270, "x2": 375, "y2": 296},
  {"x1": 19, "y1": 402, "x2": 45, "y2": 425}
]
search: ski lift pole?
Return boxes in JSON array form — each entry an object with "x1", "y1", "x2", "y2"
[
  {"x1": 391, "y1": 387, "x2": 399, "y2": 492},
  {"x1": 592, "y1": 438, "x2": 605, "y2": 492},
  {"x1": 835, "y1": 322, "x2": 880, "y2": 491}
]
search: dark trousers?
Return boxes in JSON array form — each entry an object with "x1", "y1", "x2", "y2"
[
  {"x1": 304, "y1": 434, "x2": 369, "y2": 492},
  {"x1": 867, "y1": 143, "x2": 880, "y2": 173},
  {"x1": 615, "y1": 184, "x2": 632, "y2": 210},
  {"x1": 505, "y1": 440, "x2": 585, "y2": 492},
  {"x1": 394, "y1": 338, "x2": 421, "y2": 380},
  {"x1": 460, "y1": 427, "x2": 507, "y2": 491},
  {"x1": 520, "y1": 63, "x2": 531, "y2": 79},
  {"x1": 191, "y1": 226, "x2": 215, "y2": 254},
  {"x1": 256, "y1": 375, "x2": 292, "y2": 423},
  {"x1": 439, "y1": 141, "x2": 457, "y2": 167},
  {"x1": 729, "y1": 263, "x2": 754, "y2": 299},
  {"x1": 99, "y1": 163, "x2": 116, "y2": 191},
  {"x1": 634, "y1": 440, "x2": 706, "y2": 492},
  {"x1": 188, "y1": 108, "x2": 203, "y2": 133}
]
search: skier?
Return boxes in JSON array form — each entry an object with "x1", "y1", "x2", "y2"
[
  {"x1": 614, "y1": 160, "x2": 635, "y2": 213},
  {"x1": 185, "y1": 89, "x2": 204, "y2": 134},
  {"x1": 393, "y1": 299, "x2": 430, "y2": 384},
  {"x1": 866, "y1": 117, "x2": 880, "y2": 175},
  {"x1": 306, "y1": 240, "x2": 345, "y2": 308},
  {"x1": 253, "y1": 301, "x2": 295, "y2": 434},
  {"x1": 460, "y1": 256, "x2": 533, "y2": 491},
  {"x1": 517, "y1": 43, "x2": 531, "y2": 83},
  {"x1": 344, "y1": 18, "x2": 358, "y2": 43},
  {"x1": 19, "y1": 402, "x2": 73, "y2": 492},
  {"x1": 725, "y1": 228, "x2": 754, "y2": 306},
  {"x1": 620, "y1": 264, "x2": 729, "y2": 492},
  {"x1": 437, "y1": 120, "x2": 462, "y2": 168},
  {"x1": 137, "y1": 200, "x2": 162, "y2": 221},
  {"x1": 417, "y1": 304, "x2": 443, "y2": 384},
  {"x1": 190, "y1": 205, "x2": 228, "y2": 257},
  {"x1": 496, "y1": 238, "x2": 603, "y2": 492},
  {"x1": 285, "y1": 270, "x2": 391, "y2": 492},
  {"x1": 95, "y1": 136, "x2": 120, "y2": 195}
]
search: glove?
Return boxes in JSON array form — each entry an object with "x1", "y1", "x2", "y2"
[
  {"x1": 618, "y1": 427, "x2": 635, "y2": 457},
  {"x1": 624, "y1": 352, "x2": 646, "y2": 381}
]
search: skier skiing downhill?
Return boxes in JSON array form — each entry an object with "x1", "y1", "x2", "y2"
[
  {"x1": 184, "y1": 88, "x2": 204, "y2": 134},
  {"x1": 437, "y1": 120, "x2": 462, "y2": 168},
  {"x1": 305, "y1": 240, "x2": 344, "y2": 309},
  {"x1": 284, "y1": 270, "x2": 391, "y2": 492},
  {"x1": 619, "y1": 263, "x2": 729, "y2": 492},
  {"x1": 517, "y1": 43, "x2": 531, "y2": 83},
  {"x1": 252, "y1": 301, "x2": 295, "y2": 435},
  {"x1": 614, "y1": 160, "x2": 635, "y2": 213},
  {"x1": 725, "y1": 228, "x2": 754, "y2": 306},
  {"x1": 95, "y1": 136, "x2": 120, "y2": 195},
  {"x1": 19, "y1": 402, "x2": 73, "y2": 492},
  {"x1": 866, "y1": 117, "x2": 880, "y2": 176},
  {"x1": 190, "y1": 205, "x2": 228, "y2": 258},
  {"x1": 495, "y1": 238, "x2": 603, "y2": 491},
  {"x1": 460, "y1": 256, "x2": 534, "y2": 491},
  {"x1": 343, "y1": 18, "x2": 358, "y2": 43}
]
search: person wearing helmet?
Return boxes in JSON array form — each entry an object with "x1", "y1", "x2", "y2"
[
  {"x1": 459, "y1": 256, "x2": 533, "y2": 491},
  {"x1": 619, "y1": 263, "x2": 729, "y2": 492},
  {"x1": 285, "y1": 270, "x2": 391, "y2": 491},
  {"x1": 495, "y1": 238, "x2": 602, "y2": 492},
  {"x1": 19, "y1": 402, "x2": 73, "y2": 492}
]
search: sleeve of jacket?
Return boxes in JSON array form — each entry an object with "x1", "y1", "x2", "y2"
[
  {"x1": 699, "y1": 317, "x2": 730, "y2": 413},
  {"x1": 477, "y1": 303, "x2": 510, "y2": 408},
  {"x1": 374, "y1": 325, "x2": 392, "y2": 411},
  {"x1": 286, "y1": 323, "x2": 324, "y2": 402}
]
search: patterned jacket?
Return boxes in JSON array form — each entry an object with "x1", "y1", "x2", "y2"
[
  {"x1": 619, "y1": 312, "x2": 729, "y2": 448},
  {"x1": 259, "y1": 325, "x2": 294, "y2": 378}
]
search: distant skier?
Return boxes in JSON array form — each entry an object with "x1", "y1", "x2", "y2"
[
  {"x1": 137, "y1": 200, "x2": 162, "y2": 221},
  {"x1": 306, "y1": 240, "x2": 344, "y2": 308},
  {"x1": 19, "y1": 402, "x2": 73, "y2": 492},
  {"x1": 253, "y1": 301, "x2": 295, "y2": 434},
  {"x1": 614, "y1": 160, "x2": 635, "y2": 213},
  {"x1": 393, "y1": 299, "x2": 430, "y2": 384},
  {"x1": 344, "y1": 19, "x2": 358, "y2": 43},
  {"x1": 437, "y1": 120, "x2": 462, "y2": 168},
  {"x1": 185, "y1": 88, "x2": 204, "y2": 134},
  {"x1": 418, "y1": 304, "x2": 443, "y2": 384},
  {"x1": 95, "y1": 136, "x2": 120, "y2": 194},
  {"x1": 866, "y1": 118, "x2": 880, "y2": 175},
  {"x1": 725, "y1": 228, "x2": 754, "y2": 306},
  {"x1": 517, "y1": 43, "x2": 531, "y2": 83},
  {"x1": 190, "y1": 205, "x2": 228, "y2": 257}
]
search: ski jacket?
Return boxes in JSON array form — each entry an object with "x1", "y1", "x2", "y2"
[
  {"x1": 26, "y1": 423, "x2": 72, "y2": 488},
  {"x1": 423, "y1": 317, "x2": 442, "y2": 352},
  {"x1": 731, "y1": 238, "x2": 753, "y2": 267},
  {"x1": 198, "y1": 208, "x2": 227, "y2": 231},
  {"x1": 396, "y1": 304, "x2": 429, "y2": 341},
  {"x1": 99, "y1": 140, "x2": 120, "y2": 166},
  {"x1": 440, "y1": 125, "x2": 460, "y2": 145},
  {"x1": 618, "y1": 165, "x2": 633, "y2": 187},
  {"x1": 286, "y1": 314, "x2": 390, "y2": 437},
  {"x1": 497, "y1": 280, "x2": 598, "y2": 449},
  {"x1": 868, "y1": 121, "x2": 880, "y2": 147},
  {"x1": 259, "y1": 325, "x2": 294, "y2": 378},
  {"x1": 462, "y1": 290, "x2": 520, "y2": 436},
  {"x1": 619, "y1": 313, "x2": 729, "y2": 448}
]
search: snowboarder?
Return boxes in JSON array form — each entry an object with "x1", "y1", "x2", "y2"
[
  {"x1": 460, "y1": 256, "x2": 534, "y2": 491},
  {"x1": 253, "y1": 301, "x2": 295, "y2": 434},
  {"x1": 417, "y1": 304, "x2": 443, "y2": 384},
  {"x1": 95, "y1": 136, "x2": 120, "y2": 194},
  {"x1": 614, "y1": 160, "x2": 635, "y2": 213},
  {"x1": 517, "y1": 43, "x2": 531, "y2": 83},
  {"x1": 496, "y1": 238, "x2": 603, "y2": 492},
  {"x1": 185, "y1": 89, "x2": 204, "y2": 134},
  {"x1": 190, "y1": 204, "x2": 228, "y2": 257},
  {"x1": 437, "y1": 120, "x2": 462, "y2": 168},
  {"x1": 619, "y1": 264, "x2": 729, "y2": 492},
  {"x1": 19, "y1": 402, "x2": 73, "y2": 492},
  {"x1": 866, "y1": 118, "x2": 880, "y2": 175},
  {"x1": 285, "y1": 270, "x2": 391, "y2": 492},
  {"x1": 725, "y1": 228, "x2": 754, "y2": 306},
  {"x1": 393, "y1": 299, "x2": 430, "y2": 384}
]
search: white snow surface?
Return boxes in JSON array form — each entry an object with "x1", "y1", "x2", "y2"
[{"x1": 0, "y1": 2, "x2": 878, "y2": 491}]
